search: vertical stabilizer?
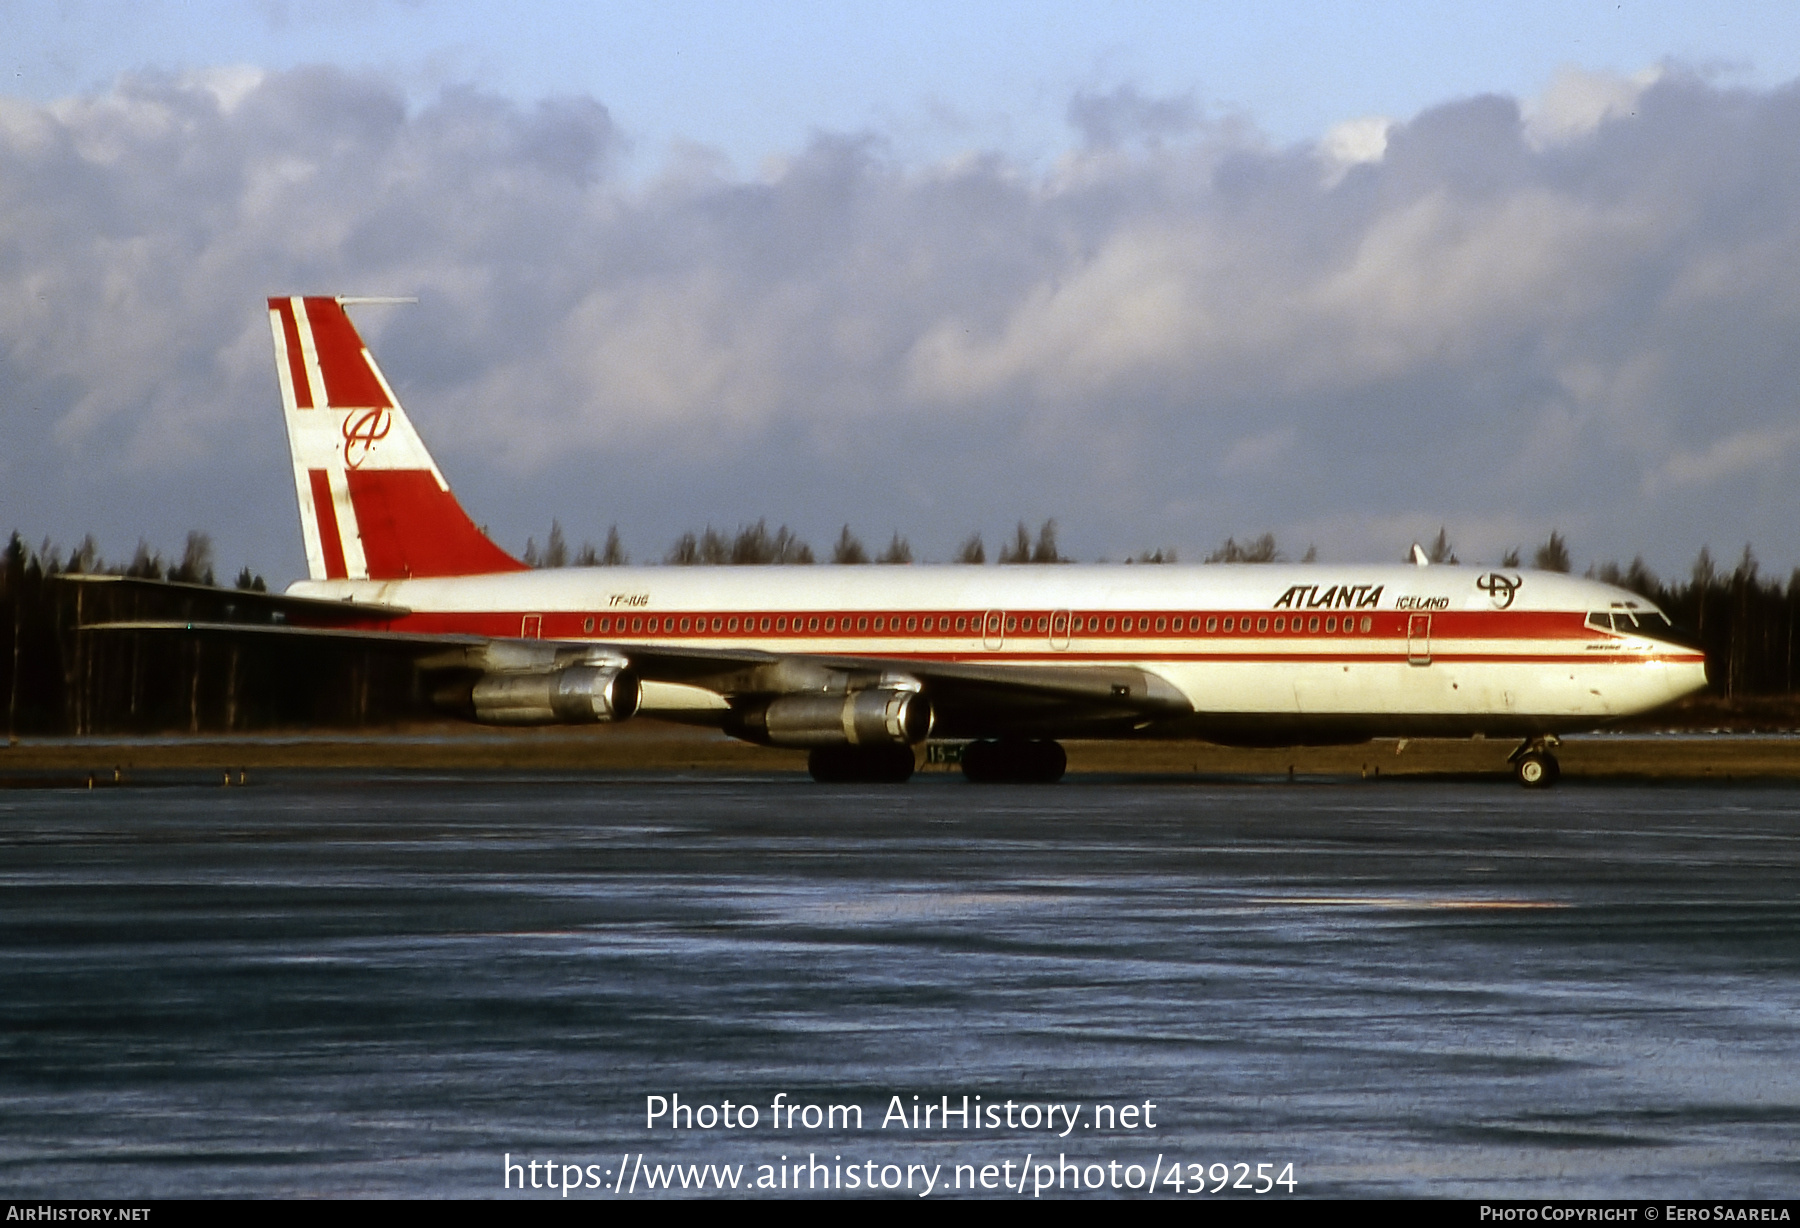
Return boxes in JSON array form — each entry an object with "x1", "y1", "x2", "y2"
[{"x1": 267, "y1": 296, "x2": 525, "y2": 581}]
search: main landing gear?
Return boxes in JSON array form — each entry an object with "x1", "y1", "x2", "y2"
[
  {"x1": 960, "y1": 739, "x2": 1067, "y2": 784},
  {"x1": 1509, "y1": 736, "x2": 1562, "y2": 788},
  {"x1": 807, "y1": 744, "x2": 917, "y2": 784}
]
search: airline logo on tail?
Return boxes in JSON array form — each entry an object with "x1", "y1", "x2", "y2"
[
  {"x1": 342, "y1": 408, "x2": 393, "y2": 468},
  {"x1": 267, "y1": 296, "x2": 524, "y2": 582}
]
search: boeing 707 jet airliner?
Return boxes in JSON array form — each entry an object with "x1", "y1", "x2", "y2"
[{"x1": 99, "y1": 298, "x2": 1713, "y2": 785}]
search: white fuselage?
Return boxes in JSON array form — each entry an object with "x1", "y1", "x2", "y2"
[{"x1": 290, "y1": 562, "x2": 1708, "y2": 741}]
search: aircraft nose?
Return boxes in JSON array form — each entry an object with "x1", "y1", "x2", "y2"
[{"x1": 1662, "y1": 654, "x2": 1710, "y2": 704}]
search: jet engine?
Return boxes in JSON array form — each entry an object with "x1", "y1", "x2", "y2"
[
  {"x1": 734, "y1": 687, "x2": 934, "y2": 748},
  {"x1": 469, "y1": 665, "x2": 640, "y2": 725}
]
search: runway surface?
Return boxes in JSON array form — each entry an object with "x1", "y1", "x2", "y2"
[{"x1": 1, "y1": 773, "x2": 1797, "y2": 1198}]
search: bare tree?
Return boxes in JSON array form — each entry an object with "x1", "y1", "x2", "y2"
[
  {"x1": 699, "y1": 527, "x2": 730, "y2": 563},
  {"x1": 955, "y1": 533, "x2": 986, "y2": 564},
  {"x1": 1500, "y1": 547, "x2": 1522, "y2": 567}
]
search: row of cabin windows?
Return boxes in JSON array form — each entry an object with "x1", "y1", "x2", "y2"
[{"x1": 576, "y1": 612, "x2": 1380, "y2": 635}]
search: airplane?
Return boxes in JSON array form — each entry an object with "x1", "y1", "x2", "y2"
[{"x1": 98, "y1": 296, "x2": 1713, "y2": 786}]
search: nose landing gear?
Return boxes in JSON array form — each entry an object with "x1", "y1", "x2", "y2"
[{"x1": 1509, "y1": 736, "x2": 1562, "y2": 788}]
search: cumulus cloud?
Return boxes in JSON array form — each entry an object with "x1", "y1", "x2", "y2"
[{"x1": 5, "y1": 65, "x2": 1800, "y2": 577}]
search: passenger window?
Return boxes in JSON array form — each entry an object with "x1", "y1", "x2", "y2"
[
  {"x1": 955, "y1": 616, "x2": 966, "y2": 631},
  {"x1": 598, "y1": 617, "x2": 611, "y2": 632},
  {"x1": 1222, "y1": 617, "x2": 1233, "y2": 631},
  {"x1": 907, "y1": 616, "x2": 918, "y2": 631},
  {"x1": 1325, "y1": 616, "x2": 1336, "y2": 632},
  {"x1": 1308, "y1": 617, "x2": 1319, "y2": 632},
  {"x1": 1274, "y1": 617, "x2": 1285, "y2": 631},
  {"x1": 1257, "y1": 617, "x2": 1268, "y2": 632},
  {"x1": 584, "y1": 616, "x2": 595, "y2": 633},
  {"x1": 1360, "y1": 616, "x2": 1372, "y2": 632},
  {"x1": 1206, "y1": 617, "x2": 1218, "y2": 632},
  {"x1": 760, "y1": 617, "x2": 771, "y2": 631},
  {"x1": 1104, "y1": 617, "x2": 1115, "y2": 632}
]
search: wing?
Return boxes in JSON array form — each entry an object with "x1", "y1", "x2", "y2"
[{"x1": 77, "y1": 605, "x2": 1190, "y2": 737}]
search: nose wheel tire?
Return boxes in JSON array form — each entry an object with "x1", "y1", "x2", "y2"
[{"x1": 1513, "y1": 750, "x2": 1560, "y2": 788}]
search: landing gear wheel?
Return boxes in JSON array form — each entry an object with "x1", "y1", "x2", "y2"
[
  {"x1": 1513, "y1": 750, "x2": 1560, "y2": 788},
  {"x1": 807, "y1": 744, "x2": 917, "y2": 784},
  {"x1": 960, "y1": 739, "x2": 1067, "y2": 784}
]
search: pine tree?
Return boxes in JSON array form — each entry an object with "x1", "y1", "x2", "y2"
[
  {"x1": 832, "y1": 526, "x2": 870, "y2": 564},
  {"x1": 1533, "y1": 531, "x2": 1571, "y2": 573},
  {"x1": 876, "y1": 533, "x2": 913, "y2": 564}
]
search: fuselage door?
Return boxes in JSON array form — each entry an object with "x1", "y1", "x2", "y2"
[
  {"x1": 982, "y1": 609, "x2": 1005, "y2": 651},
  {"x1": 521, "y1": 614, "x2": 542, "y2": 639},
  {"x1": 1407, "y1": 613, "x2": 1431, "y2": 666},
  {"x1": 1050, "y1": 609, "x2": 1072, "y2": 652}
]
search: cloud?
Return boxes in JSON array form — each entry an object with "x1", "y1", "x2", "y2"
[
  {"x1": 1523, "y1": 65, "x2": 1664, "y2": 149},
  {"x1": 1066, "y1": 85, "x2": 1203, "y2": 150},
  {"x1": 1646, "y1": 423, "x2": 1800, "y2": 493},
  {"x1": 7, "y1": 66, "x2": 1800, "y2": 577},
  {"x1": 1317, "y1": 115, "x2": 1393, "y2": 187}
]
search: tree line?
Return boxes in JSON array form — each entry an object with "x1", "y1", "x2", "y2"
[
  {"x1": 523, "y1": 519, "x2": 1108, "y2": 567},
  {"x1": 7, "y1": 524, "x2": 1800, "y2": 736}
]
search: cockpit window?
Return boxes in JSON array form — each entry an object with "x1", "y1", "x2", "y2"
[{"x1": 1587, "y1": 608, "x2": 1676, "y2": 635}]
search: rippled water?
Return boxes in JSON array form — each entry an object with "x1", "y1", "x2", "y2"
[{"x1": 1, "y1": 773, "x2": 1797, "y2": 1197}]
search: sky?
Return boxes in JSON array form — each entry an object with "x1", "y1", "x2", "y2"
[{"x1": 7, "y1": 1, "x2": 1800, "y2": 583}]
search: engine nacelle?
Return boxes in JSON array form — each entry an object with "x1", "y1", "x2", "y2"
[
  {"x1": 469, "y1": 666, "x2": 640, "y2": 725},
  {"x1": 739, "y1": 688, "x2": 934, "y2": 748}
]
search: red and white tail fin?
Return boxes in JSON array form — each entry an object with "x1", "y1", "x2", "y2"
[{"x1": 267, "y1": 296, "x2": 525, "y2": 581}]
